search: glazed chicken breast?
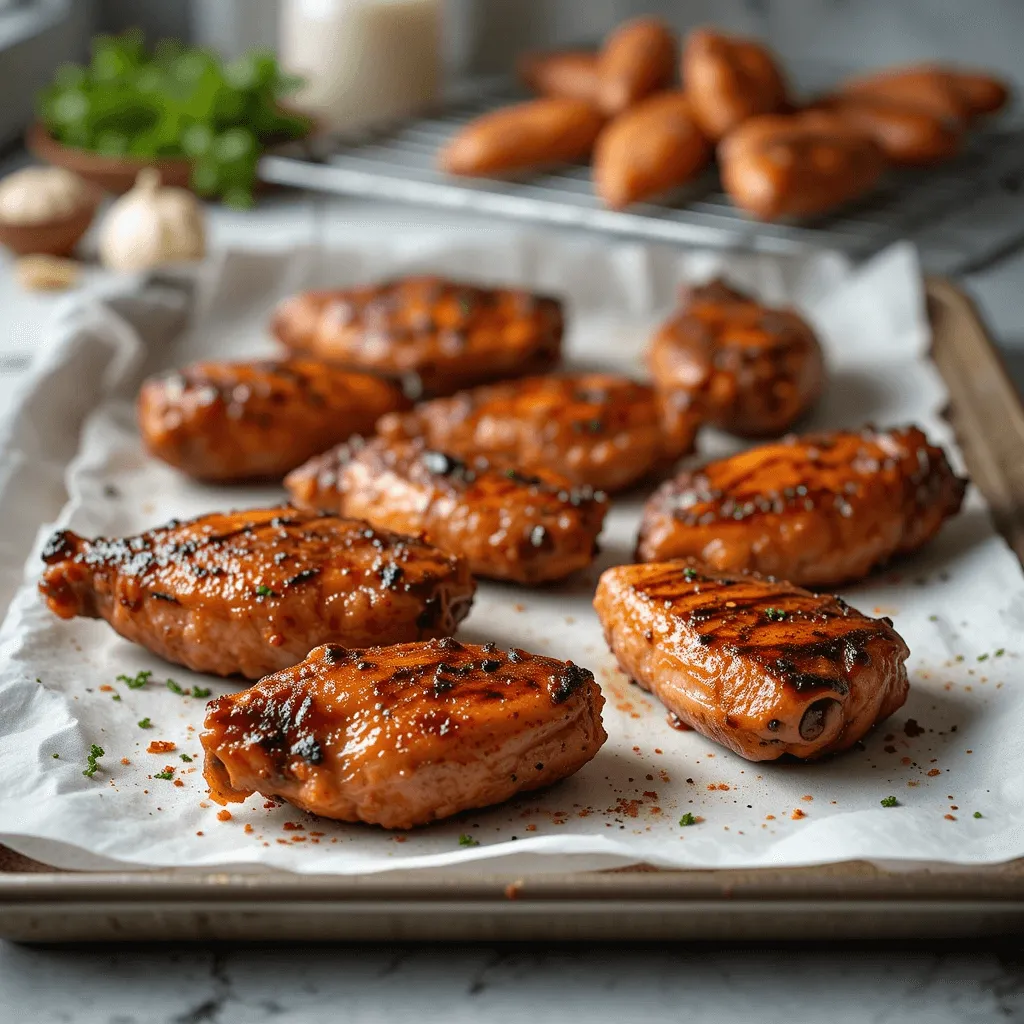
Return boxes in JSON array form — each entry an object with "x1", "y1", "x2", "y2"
[
  {"x1": 202, "y1": 637, "x2": 607, "y2": 828},
  {"x1": 376, "y1": 373, "x2": 699, "y2": 493},
  {"x1": 271, "y1": 276, "x2": 564, "y2": 399},
  {"x1": 594, "y1": 560, "x2": 910, "y2": 761},
  {"x1": 39, "y1": 508, "x2": 475, "y2": 679},
  {"x1": 137, "y1": 359, "x2": 409, "y2": 482},
  {"x1": 648, "y1": 278, "x2": 824, "y2": 437},
  {"x1": 286, "y1": 437, "x2": 608, "y2": 584},
  {"x1": 636, "y1": 426, "x2": 966, "y2": 587}
]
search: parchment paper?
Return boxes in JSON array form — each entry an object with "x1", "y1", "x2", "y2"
[{"x1": 1, "y1": 234, "x2": 1022, "y2": 875}]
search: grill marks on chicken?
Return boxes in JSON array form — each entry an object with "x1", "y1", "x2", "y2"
[
  {"x1": 637, "y1": 426, "x2": 965, "y2": 586},
  {"x1": 594, "y1": 560, "x2": 909, "y2": 761},
  {"x1": 137, "y1": 359, "x2": 409, "y2": 482},
  {"x1": 39, "y1": 508, "x2": 475, "y2": 679},
  {"x1": 377, "y1": 373, "x2": 698, "y2": 493},
  {"x1": 271, "y1": 276, "x2": 563, "y2": 399},
  {"x1": 648, "y1": 279, "x2": 824, "y2": 437},
  {"x1": 202, "y1": 637, "x2": 607, "y2": 828},
  {"x1": 286, "y1": 437, "x2": 608, "y2": 583}
]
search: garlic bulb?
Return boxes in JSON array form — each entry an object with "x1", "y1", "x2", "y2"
[
  {"x1": 0, "y1": 167, "x2": 95, "y2": 226},
  {"x1": 99, "y1": 169, "x2": 206, "y2": 272}
]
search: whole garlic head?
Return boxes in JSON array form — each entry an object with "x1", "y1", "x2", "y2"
[
  {"x1": 0, "y1": 167, "x2": 95, "y2": 225},
  {"x1": 99, "y1": 169, "x2": 206, "y2": 272}
]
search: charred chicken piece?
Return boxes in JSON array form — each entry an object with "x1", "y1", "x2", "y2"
[
  {"x1": 202, "y1": 637, "x2": 607, "y2": 828},
  {"x1": 272, "y1": 276, "x2": 564, "y2": 399},
  {"x1": 286, "y1": 437, "x2": 608, "y2": 584},
  {"x1": 648, "y1": 278, "x2": 824, "y2": 437},
  {"x1": 594, "y1": 559, "x2": 910, "y2": 761},
  {"x1": 39, "y1": 508, "x2": 474, "y2": 679},
  {"x1": 376, "y1": 373, "x2": 699, "y2": 493},
  {"x1": 636, "y1": 426, "x2": 966, "y2": 587},
  {"x1": 682, "y1": 28, "x2": 789, "y2": 141},
  {"x1": 137, "y1": 359, "x2": 409, "y2": 482}
]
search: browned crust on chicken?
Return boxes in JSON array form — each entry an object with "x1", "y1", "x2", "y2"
[
  {"x1": 39, "y1": 508, "x2": 475, "y2": 679},
  {"x1": 596, "y1": 17, "x2": 677, "y2": 116},
  {"x1": 137, "y1": 359, "x2": 409, "y2": 482},
  {"x1": 286, "y1": 437, "x2": 608, "y2": 584},
  {"x1": 202, "y1": 637, "x2": 606, "y2": 828},
  {"x1": 682, "y1": 27, "x2": 788, "y2": 141},
  {"x1": 647, "y1": 278, "x2": 824, "y2": 437},
  {"x1": 518, "y1": 49, "x2": 601, "y2": 103},
  {"x1": 376, "y1": 373, "x2": 699, "y2": 493},
  {"x1": 636, "y1": 426, "x2": 966, "y2": 586},
  {"x1": 271, "y1": 276, "x2": 564, "y2": 399},
  {"x1": 594, "y1": 559, "x2": 910, "y2": 761},
  {"x1": 718, "y1": 112, "x2": 885, "y2": 221}
]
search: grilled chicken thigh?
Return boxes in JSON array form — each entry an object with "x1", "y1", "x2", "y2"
[
  {"x1": 202, "y1": 637, "x2": 607, "y2": 828},
  {"x1": 377, "y1": 373, "x2": 698, "y2": 493},
  {"x1": 636, "y1": 426, "x2": 966, "y2": 587},
  {"x1": 39, "y1": 508, "x2": 474, "y2": 679},
  {"x1": 648, "y1": 278, "x2": 824, "y2": 437},
  {"x1": 137, "y1": 359, "x2": 408, "y2": 482},
  {"x1": 595, "y1": 560, "x2": 909, "y2": 760},
  {"x1": 272, "y1": 277, "x2": 563, "y2": 399},
  {"x1": 286, "y1": 437, "x2": 608, "y2": 583}
]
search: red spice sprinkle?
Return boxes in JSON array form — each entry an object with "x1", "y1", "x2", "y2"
[
  {"x1": 263, "y1": 800, "x2": 277, "y2": 809},
  {"x1": 120, "y1": 757, "x2": 131, "y2": 766},
  {"x1": 801, "y1": 794, "x2": 814, "y2": 802},
  {"x1": 244, "y1": 824, "x2": 254, "y2": 834},
  {"x1": 291, "y1": 835, "x2": 306, "y2": 842},
  {"x1": 951, "y1": 805, "x2": 959, "y2": 810},
  {"x1": 900, "y1": 757, "x2": 912, "y2": 766},
  {"x1": 196, "y1": 831, "x2": 204, "y2": 836},
  {"x1": 944, "y1": 814, "x2": 957, "y2": 821},
  {"x1": 276, "y1": 838, "x2": 289, "y2": 845},
  {"x1": 282, "y1": 821, "x2": 305, "y2": 831},
  {"x1": 217, "y1": 810, "x2": 232, "y2": 822},
  {"x1": 173, "y1": 779, "x2": 184, "y2": 788},
  {"x1": 643, "y1": 790, "x2": 658, "y2": 800},
  {"x1": 791, "y1": 808, "x2": 807, "y2": 820},
  {"x1": 310, "y1": 831, "x2": 326, "y2": 837},
  {"x1": 147, "y1": 740, "x2": 176, "y2": 754},
  {"x1": 98, "y1": 684, "x2": 114, "y2": 692},
  {"x1": 654, "y1": 748, "x2": 663, "y2": 755},
  {"x1": 525, "y1": 824, "x2": 537, "y2": 832},
  {"x1": 927, "y1": 769, "x2": 941, "y2": 777},
  {"x1": 706, "y1": 783, "x2": 730, "y2": 791},
  {"x1": 766, "y1": 814, "x2": 776, "y2": 821}
]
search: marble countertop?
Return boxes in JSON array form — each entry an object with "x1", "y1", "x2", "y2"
[{"x1": 2, "y1": 192, "x2": 1023, "y2": 1022}]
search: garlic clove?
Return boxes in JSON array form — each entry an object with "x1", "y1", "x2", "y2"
[{"x1": 0, "y1": 167, "x2": 96, "y2": 226}]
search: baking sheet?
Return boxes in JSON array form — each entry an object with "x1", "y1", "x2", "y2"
[{"x1": 1, "y1": 235, "x2": 1022, "y2": 876}]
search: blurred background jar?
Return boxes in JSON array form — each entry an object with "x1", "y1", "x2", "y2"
[{"x1": 279, "y1": 0, "x2": 442, "y2": 133}]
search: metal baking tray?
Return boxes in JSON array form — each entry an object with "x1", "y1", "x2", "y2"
[
  {"x1": 2, "y1": 277, "x2": 1022, "y2": 943},
  {"x1": 258, "y1": 83, "x2": 1024, "y2": 269}
]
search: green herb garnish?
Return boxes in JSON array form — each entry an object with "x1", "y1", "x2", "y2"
[
  {"x1": 678, "y1": 812, "x2": 698, "y2": 827},
  {"x1": 117, "y1": 669, "x2": 153, "y2": 690},
  {"x1": 255, "y1": 584, "x2": 276, "y2": 598},
  {"x1": 38, "y1": 32, "x2": 310, "y2": 206},
  {"x1": 978, "y1": 653, "x2": 989, "y2": 662},
  {"x1": 995, "y1": 649, "x2": 1005, "y2": 658},
  {"x1": 191, "y1": 686, "x2": 211, "y2": 699},
  {"x1": 880, "y1": 796, "x2": 899, "y2": 808},
  {"x1": 137, "y1": 717, "x2": 152, "y2": 729},
  {"x1": 111, "y1": 693, "x2": 121, "y2": 702},
  {"x1": 682, "y1": 567, "x2": 698, "y2": 581},
  {"x1": 180, "y1": 753, "x2": 193, "y2": 763},
  {"x1": 928, "y1": 615, "x2": 938, "y2": 622},
  {"x1": 764, "y1": 607, "x2": 788, "y2": 622},
  {"x1": 974, "y1": 811, "x2": 983, "y2": 819},
  {"x1": 82, "y1": 744, "x2": 105, "y2": 778},
  {"x1": 458, "y1": 834, "x2": 479, "y2": 847},
  {"x1": 51, "y1": 753, "x2": 59, "y2": 759},
  {"x1": 154, "y1": 769, "x2": 175, "y2": 781}
]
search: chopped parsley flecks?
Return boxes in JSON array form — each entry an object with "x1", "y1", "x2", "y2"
[
  {"x1": 138, "y1": 717, "x2": 153, "y2": 729},
  {"x1": 82, "y1": 744, "x2": 105, "y2": 778},
  {"x1": 51, "y1": 753, "x2": 59, "y2": 759},
  {"x1": 166, "y1": 679, "x2": 185, "y2": 695},
  {"x1": 682, "y1": 567, "x2": 698, "y2": 582},
  {"x1": 974, "y1": 811, "x2": 983, "y2": 819},
  {"x1": 995, "y1": 649, "x2": 1006, "y2": 658},
  {"x1": 111, "y1": 693, "x2": 121, "y2": 702},
  {"x1": 880, "y1": 795, "x2": 899, "y2": 808},
  {"x1": 977, "y1": 653, "x2": 989, "y2": 663},
  {"x1": 255, "y1": 584, "x2": 276, "y2": 598},
  {"x1": 764, "y1": 607, "x2": 788, "y2": 622},
  {"x1": 678, "y1": 812, "x2": 698, "y2": 827},
  {"x1": 117, "y1": 670, "x2": 153, "y2": 690},
  {"x1": 164, "y1": 680, "x2": 210, "y2": 699},
  {"x1": 928, "y1": 615, "x2": 938, "y2": 622},
  {"x1": 154, "y1": 769, "x2": 175, "y2": 781},
  {"x1": 191, "y1": 686, "x2": 211, "y2": 699},
  {"x1": 458, "y1": 833, "x2": 479, "y2": 848},
  {"x1": 180, "y1": 753, "x2": 194, "y2": 763}
]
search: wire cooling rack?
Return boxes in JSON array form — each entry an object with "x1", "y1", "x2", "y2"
[{"x1": 259, "y1": 82, "x2": 1024, "y2": 264}]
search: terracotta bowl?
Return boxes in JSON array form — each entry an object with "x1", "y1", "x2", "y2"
[
  {"x1": 27, "y1": 122, "x2": 193, "y2": 195},
  {"x1": 0, "y1": 188, "x2": 101, "y2": 257}
]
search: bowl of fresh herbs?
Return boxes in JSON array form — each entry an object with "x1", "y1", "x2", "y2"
[{"x1": 31, "y1": 30, "x2": 313, "y2": 207}]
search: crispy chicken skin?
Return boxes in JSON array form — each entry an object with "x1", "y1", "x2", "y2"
[
  {"x1": 636, "y1": 426, "x2": 966, "y2": 587},
  {"x1": 137, "y1": 359, "x2": 409, "y2": 482},
  {"x1": 596, "y1": 17, "x2": 677, "y2": 116},
  {"x1": 839, "y1": 65, "x2": 1009, "y2": 125},
  {"x1": 39, "y1": 508, "x2": 475, "y2": 679},
  {"x1": 647, "y1": 278, "x2": 824, "y2": 437},
  {"x1": 814, "y1": 95, "x2": 962, "y2": 166},
  {"x1": 719, "y1": 112, "x2": 885, "y2": 221},
  {"x1": 438, "y1": 98, "x2": 605, "y2": 178},
  {"x1": 202, "y1": 637, "x2": 607, "y2": 828},
  {"x1": 594, "y1": 560, "x2": 909, "y2": 761},
  {"x1": 682, "y1": 28, "x2": 788, "y2": 141},
  {"x1": 271, "y1": 276, "x2": 563, "y2": 399},
  {"x1": 286, "y1": 437, "x2": 608, "y2": 584},
  {"x1": 377, "y1": 373, "x2": 699, "y2": 493},
  {"x1": 518, "y1": 49, "x2": 601, "y2": 103},
  {"x1": 593, "y1": 91, "x2": 711, "y2": 209}
]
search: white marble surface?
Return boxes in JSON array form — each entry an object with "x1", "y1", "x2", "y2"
[{"x1": 2, "y1": 193, "x2": 1024, "y2": 1021}]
